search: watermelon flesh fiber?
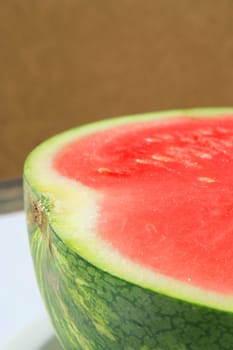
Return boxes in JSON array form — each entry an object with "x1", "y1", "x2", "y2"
[{"x1": 24, "y1": 109, "x2": 233, "y2": 350}]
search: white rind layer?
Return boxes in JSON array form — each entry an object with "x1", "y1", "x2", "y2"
[{"x1": 24, "y1": 107, "x2": 233, "y2": 312}]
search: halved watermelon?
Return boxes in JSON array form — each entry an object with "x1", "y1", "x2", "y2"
[{"x1": 24, "y1": 108, "x2": 233, "y2": 350}]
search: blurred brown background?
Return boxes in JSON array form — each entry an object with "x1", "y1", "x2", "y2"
[{"x1": 0, "y1": 0, "x2": 233, "y2": 179}]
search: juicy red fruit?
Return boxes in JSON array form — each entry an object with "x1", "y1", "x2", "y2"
[{"x1": 55, "y1": 115, "x2": 233, "y2": 294}]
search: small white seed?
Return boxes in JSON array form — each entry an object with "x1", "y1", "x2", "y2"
[
  {"x1": 152, "y1": 154, "x2": 173, "y2": 162},
  {"x1": 145, "y1": 137, "x2": 157, "y2": 143},
  {"x1": 98, "y1": 167, "x2": 113, "y2": 174},
  {"x1": 198, "y1": 177, "x2": 215, "y2": 183}
]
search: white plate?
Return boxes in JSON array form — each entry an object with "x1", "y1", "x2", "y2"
[
  {"x1": 1, "y1": 315, "x2": 62, "y2": 350},
  {"x1": 0, "y1": 211, "x2": 61, "y2": 349}
]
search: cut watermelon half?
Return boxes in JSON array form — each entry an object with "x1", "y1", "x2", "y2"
[{"x1": 24, "y1": 108, "x2": 233, "y2": 350}]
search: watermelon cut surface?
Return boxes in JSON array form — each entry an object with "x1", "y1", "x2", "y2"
[{"x1": 24, "y1": 108, "x2": 233, "y2": 350}]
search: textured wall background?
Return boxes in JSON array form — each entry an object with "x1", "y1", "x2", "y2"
[{"x1": 0, "y1": 0, "x2": 233, "y2": 178}]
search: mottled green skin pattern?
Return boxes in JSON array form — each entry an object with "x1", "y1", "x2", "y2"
[{"x1": 25, "y1": 182, "x2": 233, "y2": 350}]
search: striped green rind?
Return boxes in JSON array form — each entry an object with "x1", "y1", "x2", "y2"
[{"x1": 25, "y1": 179, "x2": 233, "y2": 350}]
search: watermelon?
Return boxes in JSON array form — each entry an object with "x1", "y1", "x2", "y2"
[{"x1": 24, "y1": 108, "x2": 233, "y2": 350}]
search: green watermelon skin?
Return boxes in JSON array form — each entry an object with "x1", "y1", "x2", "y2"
[{"x1": 25, "y1": 179, "x2": 233, "y2": 350}]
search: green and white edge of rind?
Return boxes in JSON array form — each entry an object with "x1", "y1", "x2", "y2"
[{"x1": 24, "y1": 107, "x2": 233, "y2": 313}]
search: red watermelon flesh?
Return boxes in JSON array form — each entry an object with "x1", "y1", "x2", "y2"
[{"x1": 54, "y1": 116, "x2": 233, "y2": 294}]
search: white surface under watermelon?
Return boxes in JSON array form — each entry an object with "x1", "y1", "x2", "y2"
[{"x1": 24, "y1": 108, "x2": 233, "y2": 350}]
